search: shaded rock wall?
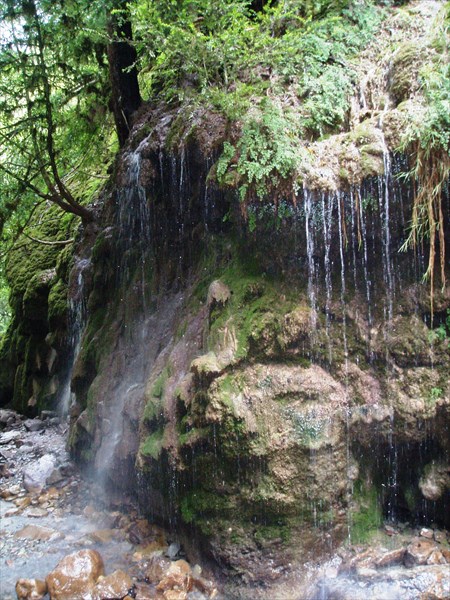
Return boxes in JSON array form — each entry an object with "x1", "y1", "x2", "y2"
[{"x1": 62, "y1": 112, "x2": 449, "y2": 582}]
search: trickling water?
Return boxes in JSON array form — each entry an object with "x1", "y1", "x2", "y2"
[
  {"x1": 305, "y1": 187, "x2": 317, "y2": 332},
  {"x1": 322, "y1": 192, "x2": 334, "y2": 364},
  {"x1": 59, "y1": 257, "x2": 91, "y2": 417},
  {"x1": 358, "y1": 186, "x2": 374, "y2": 360},
  {"x1": 117, "y1": 147, "x2": 152, "y2": 302}
]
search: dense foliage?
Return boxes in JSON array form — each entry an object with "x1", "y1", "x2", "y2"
[
  {"x1": 132, "y1": 0, "x2": 385, "y2": 199},
  {"x1": 399, "y1": 2, "x2": 449, "y2": 298}
]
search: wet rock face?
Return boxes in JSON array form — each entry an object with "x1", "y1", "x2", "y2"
[
  {"x1": 15, "y1": 578, "x2": 47, "y2": 600},
  {"x1": 45, "y1": 549, "x2": 105, "y2": 600},
  {"x1": 92, "y1": 569, "x2": 132, "y2": 600}
]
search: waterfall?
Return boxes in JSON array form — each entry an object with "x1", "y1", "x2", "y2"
[{"x1": 58, "y1": 257, "x2": 91, "y2": 417}]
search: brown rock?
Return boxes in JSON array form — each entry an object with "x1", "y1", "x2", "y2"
[
  {"x1": 441, "y1": 548, "x2": 450, "y2": 563},
  {"x1": 14, "y1": 497, "x2": 31, "y2": 509},
  {"x1": 145, "y1": 555, "x2": 172, "y2": 582},
  {"x1": 5, "y1": 507, "x2": 21, "y2": 517},
  {"x1": 404, "y1": 538, "x2": 437, "y2": 567},
  {"x1": 375, "y1": 547, "x2": 406, "y2": 569},
  {"x1": 192, "y1": 574, "x2": 218, "y2": 598},
  {"x1": 156, "y1": 560, "x2": 193, "y2": 596},
  {"x1": 46, "y1": 549, "x2": 104, "y2": 600},
  {"x1": 14, "y1": 525, "x2": 63, "y2": 542},
  {"x1": 134, "y1": 582, "x2": 162, "y2": 599},
  {"x1": 92, "y1": 569, "x2": 132, "y2": 600},
  {"x1": 420, "y1": 527, "x2": 434, "y2": 539},
  {"x1": 163, "y1": 591, "x2": 187, "y2": 600},
  {"x1": 15, "y1": 578, "x2": 47, "y2": 600},
  {"x1": 127, "y1": 518, "x2": 154, "y2": 544},
  {"x1": 426, "y1": 550, "x2": 446, "y2": 565},
  {"x1": 88, "y1": 529, "x2": 116, "y2": 544}
]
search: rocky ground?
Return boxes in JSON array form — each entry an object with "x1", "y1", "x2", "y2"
[
  {"x1": 1, "y1": 408, "x2": 449, "y2": 599},
  {"x1": 0, "y1": 409, "x2": 219, "y2": 600}
]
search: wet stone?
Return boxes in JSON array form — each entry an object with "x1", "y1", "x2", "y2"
[
  {"x1": 0, "y1": 431, "x2": 22, "y2": 445},
  {"x1": 15, "y1": 578, "x2": 47, "y2": 600},
  {"x1": 146, "y1": 555, "x2": 172, "y2": 582},
  {"x1": 404, "y1": 538, "x2": 438, "y2": 567},
  {"x1": 166, "y1": 542, "x2": 182, "y2": 560},
  {"x1": 92, "y1": 569, "x2": 132, "y2": 600},
  {"x1": 420, "y1": 527, "x2": 434, "y2": 539},
  {"x1": 27, "y1": 507, "x2": 49, "y2": 518},
  {"x1": 374, "y1": 547, "x2": 405, "y2": 569},
  {"x1": 24, "y1": 419, "x2": 45, "y2": 433},
  {"x1": 14, "y1": 524, "x2": 64, "y2": 542},
  {"x1": 23, "y1": 454, "x2": 57, "y2": 493},
  {"x1": 45, "y1": 549, "x2": 105, "y2": 600}
]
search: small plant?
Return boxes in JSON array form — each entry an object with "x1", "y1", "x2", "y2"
[
  {"x1": 429, "y1": 387, "x2": 443, "y2": 402},
  {"x1": 428, "y1": 309, "x2": 450, "y2": 347}
]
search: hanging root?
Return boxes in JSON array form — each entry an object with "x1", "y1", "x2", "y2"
[{"x1": 400, "y1": 144, "x2": 448, "y2": 321}]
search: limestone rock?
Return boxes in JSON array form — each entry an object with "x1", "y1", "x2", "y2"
[
  {"x1": 14, "y1": 525, "x2": 63, "y2": 542},
  {"x1": 419, "y1": 462, "x2": 450, "y2": 501},
  {"x1": 375, "y1": 548, "x2": 406, "y2": 569},
  {"x1": 190, "y1": 352, "x2": 221, "y2": 383},
  {"x1": 0, "y1": 430, "x2": 22, "y2": 445},
  {"x1": 92, "y1": 569, "x2": 132, "y2": 600},
  {"x1": 207, "y1": 280, "x2": 231, "y2": 309},
  {"x1": 46, "y1": 549, "x2": 105, "y2": 600},
  {"x1": 157, "y1": 560, "x2": 193, "y2": 597},
  {"x1": 15, "y1": 578, "x2": 47, "y2": 600},
  {"x1": 145, "y1": 554, "x2": 172, "y2": 582},
  {"x1": 23, "y1": 454, "x2": 57, "y2": 493},
  {"x1": 24, "y1": 419, "x2": 45, "y2": 432},
  {"x1": 404, "y1": 538, "x2": 438, "y2": 567}
]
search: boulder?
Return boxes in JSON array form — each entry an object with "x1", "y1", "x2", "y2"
[
  {"x1": 46, "y1": 549, "x2": 104, "y2": 600},
  {"x1": 404, "y1": 538, "x2": 438, "y2": 567},
  {"x1": 24, "y1": 419, "x2": 45, "y2": 432},
  {"x1": 0, "y1": 430, "x2": 22, "y2": 445},
  {"x1": 145, "y1": 554, "x2": 172, "y2": 582},
  {"x1": 156, "y1": 560, "x2": 193, "y2": 596},
  {"x1": 15, "y1": 578, "x2": 47, "y2": 600},
  {"x1": 92, "y1": 570, "x2": 132, "y2": 600},
  {"x1": 0, "y1": 409, "x2": 20, "y2": 427},
  {"x1": 14, "y1": 525, "x2": 63, "y2": 542},
  {"x1": 23, "y1": 454, "x2": 57, "y2": 493},
  {"x1": 419, "y1": 462, "x2": 450, "y2": 501}
]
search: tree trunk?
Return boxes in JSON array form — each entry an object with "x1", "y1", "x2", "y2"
[{"x1": 107, "y1": 3, "x2": 141, "y2": 147}]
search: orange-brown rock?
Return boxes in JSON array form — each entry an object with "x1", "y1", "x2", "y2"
[
  {"x1": 14, "y1": 497, "x2": 31, "y2": 508},
  {"x1": 46, "y1": 549, "x2": 104, "y2": 600},
  {"x1": 163, "y1": 591, "x2": 187, "y2": 600},
  {"x1": 145, "y1": 554, "x2": 172, "y2": 582},
  {"x1": 88, "y1": 528, "x2": 117, "y2": 544},
  {"x1": 156, "y1": 560, "x2": 193, "y2": 597},
  {"x1": 192, "y1": 574, "x2": 218, "y2": 598},
  {"x1": 375, "y1": 547, "x2": 406, "y2": 569},
  {"x1": 14, "y1": 525, "x2": 63, "y2": 542},
  {"x1": 92, "y1": 569, "x2": 132, "y2": 600},
  {"x1": 404, "y1": 538, "x2": 437, "y2": 567},
  {"x1": 15, "y1": 578, "x2": 47, "y2": 600}
]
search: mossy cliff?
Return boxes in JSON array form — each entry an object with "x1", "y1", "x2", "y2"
[
  {"x1": 0, "y1": 0, "x2": 448, "y2": 591},
  {"x1": 0, "y1": 208, "x2": 77, "y2": 413},
  {"x1": 64, "y1": 108, "x2": 448, "y2": 584}
]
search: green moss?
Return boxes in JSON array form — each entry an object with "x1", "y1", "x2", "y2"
[
  {"x1": 254, "y1": 523, "x2": 291, "y2": 545},
  {"x1": 47, "y1": 279, "x2": 68, "y2": 329},
  {"x1": 143, "y1": 367, "x2": 170, "y2": 423},
  {"x1": 180, "y1": 489, "x2": 233, "y2": 525},
  {"x1": 140, "y1": 428, "x2": 165, "y2": 460},
  {"x1": 350, "y1": 480, "x2": 383, "y2": 543}
]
